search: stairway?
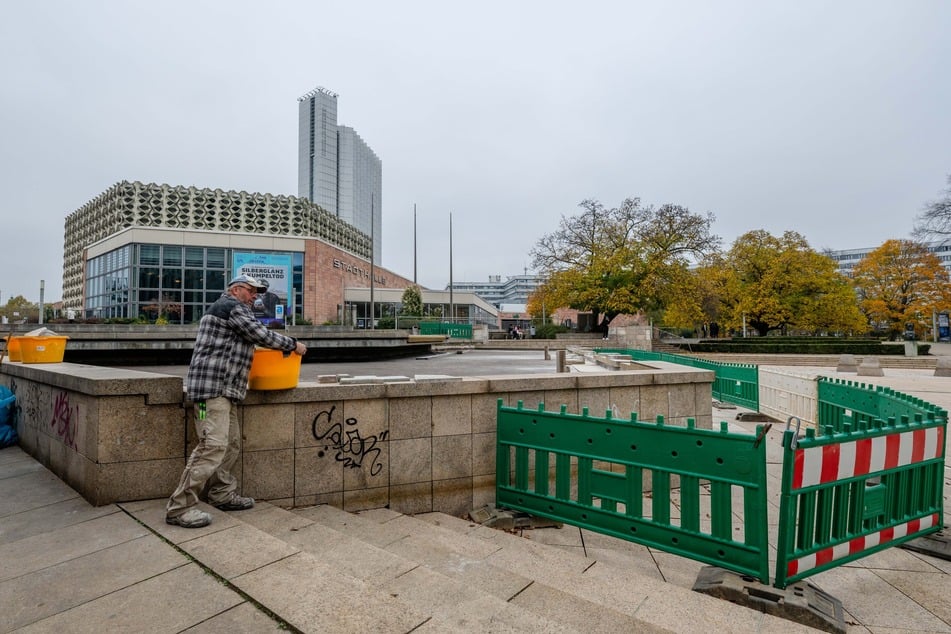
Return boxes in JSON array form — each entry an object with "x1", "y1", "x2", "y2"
[
  {"x1": 651, "y1": 339, "x2": 689, "y2": 354},
  {"x1": 120, "y1": 500, "x2": 820, "y2": 633}
]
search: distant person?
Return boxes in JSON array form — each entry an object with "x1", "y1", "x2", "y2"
[
  {"x1": 252, "y1": 279, "x2": 281, "y2": 320},
  {"x1": 165, "y1": 274, "x2": 307, "y2": 529}
]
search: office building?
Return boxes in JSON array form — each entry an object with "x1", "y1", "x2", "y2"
[
  {"x1": 448, "y1": 274, "x2": 542, "y2": 307},
  {"x1": 298, "y1": 87, "x2": 382, "y2": 262},
  {"x1": 826, "y1": 241, "x2": 951, "y2": 277},
  {"x1": 62, "y1": 181, "x2": 497, "y2": 329}
]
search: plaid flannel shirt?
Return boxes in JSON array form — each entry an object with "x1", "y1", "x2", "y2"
[{"x1": 185, "y1": 293, "x2": 297, "y2": 402}]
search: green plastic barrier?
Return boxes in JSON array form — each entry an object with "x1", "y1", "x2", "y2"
[
  {"x1": 419, "y1": 322, "x2": 472, "y2": 339},
  {"x1": 775, "y1": 410, "x2": 946, "y2": 588},
  {"x1": 496, "y1": 400, "x2": 771, "y2": 583},
  {"x1": 598, "y1": 348, "x2": 759, "y2": 411}
]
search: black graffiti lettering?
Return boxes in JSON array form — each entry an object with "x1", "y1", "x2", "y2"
[{"x1": 311, "y1": 407, "x2": 388, "y2": 476}]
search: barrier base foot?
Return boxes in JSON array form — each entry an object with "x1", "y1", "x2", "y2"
[
  {"x1": 900, "y1": 527, "x2": 951, "y2": 560},
  {"x1": 735, "y1": 411, "x2": 773, "y2": 422},
  {"x1": 468, "y1": 504, "x2": 563, "y2": 530},
  {"x1": 693, "y1": 566, "x2": 845, "y2": 634}
]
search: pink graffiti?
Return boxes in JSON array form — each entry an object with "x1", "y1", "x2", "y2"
[{"x1": 51, "y1": 391, "x2": 78, "y2": 449}]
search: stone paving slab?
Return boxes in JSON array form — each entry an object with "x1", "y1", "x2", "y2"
[
  {"x1": 118, "y1": 498, "x2": 242, "y2": 545},
  {"x1": 378, "y1": 560, "x2": 576, "y2": 632},
  {"x1": 234, "y1": 501, "x2": 315, "y2": 537},
  {"x1": 180, "y1": 522, "x2": 301, "y2": 580},
  {"x1": 15, "y1": 563, "x2": 245, "y2": 634},
  {"x1": 0, "y1": 496, "x2": 116, "y2": 545},
  {"x1": 0, "y1": 511, "x2": 148, "y2": 583},
  {"x1": 180, "y1": 601, "x2": 284, "y2": 633},
  {"x1": 0, "y1": 469, "x2": 79, "y2": 518},
  {"x1": 231, "y1": 550, "x2": 428, "y2": 633},
  {"x1": 508, "y1": 579, "x2": 654, "y2": 632},
  {"x1": 292, "y1": 502, "x2": 412, "y2": 548},
  {"x1": 0, "y1": 534, "x2": 185, "y2": 631},
  {"x1": 810, "y1": 565, "x2": 951, "y2": 633},
  {"x1": 277, "y1": 519, "x2": 418, "y2": 585}
]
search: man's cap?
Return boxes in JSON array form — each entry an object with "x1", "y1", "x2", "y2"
[{"x1": 228, "y1": 274, "x2": 267, "y2": 292}]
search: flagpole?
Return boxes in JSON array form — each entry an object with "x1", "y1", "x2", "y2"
[
  {"x1": 370, "y1": 194, "x2": 375, "y2": 330},
  {"x1": 413, "y1": 203, "x2": 417, "y2": 285},
  {"x1": 449, "y1": 212, "x2": 454, "y2": 324}
]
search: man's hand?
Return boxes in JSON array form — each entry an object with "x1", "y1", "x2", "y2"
[{"x1": 294, "y1": 342, "x2": 308, "y2": 356}]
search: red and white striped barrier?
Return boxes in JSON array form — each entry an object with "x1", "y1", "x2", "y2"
[
  {"x1": 793, "y1": 426, "x2": 944, "y2": 490},
  {"x1": 786, "y1": 513, "x2": 940, "y2": 577}
]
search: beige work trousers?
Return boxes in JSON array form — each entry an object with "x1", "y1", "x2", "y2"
[{"x1": 166, "y1": 396, "x2": 240, "y2": 518}]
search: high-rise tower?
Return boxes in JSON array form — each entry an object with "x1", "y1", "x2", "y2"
[{"x1": 298, "y1": 86, "x2": 382, "y2": 262}]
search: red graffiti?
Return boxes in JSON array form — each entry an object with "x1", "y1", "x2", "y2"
[{"x1": 51, "y1": 391, "x2": 78, "y2": 449}]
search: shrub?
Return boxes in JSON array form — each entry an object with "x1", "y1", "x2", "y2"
[{"x1": 534, "y1": 323, "x2": 569, "y2": 339}]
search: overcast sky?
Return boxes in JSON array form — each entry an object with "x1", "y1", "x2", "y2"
[{"x1": 2, "y1": 1, "x2": 950, "y2": 303}]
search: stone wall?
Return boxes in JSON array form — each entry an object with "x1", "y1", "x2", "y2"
[{"x1": 1, "y1": 361, "x2": 713, "y2": 516}]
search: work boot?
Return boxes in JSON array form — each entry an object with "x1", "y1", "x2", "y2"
[
  {"x1": 165, "y1": 508, "x2": 212, "y2": 528},
  {"x1": 213, "y1": 493, "x2": 255, "y2": 511}
]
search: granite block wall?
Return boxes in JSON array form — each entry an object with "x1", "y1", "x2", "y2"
[{"x1": 2, "y1": 361, "x2": 713, "y2": 515}]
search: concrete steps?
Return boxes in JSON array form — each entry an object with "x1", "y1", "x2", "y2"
[{"x1": 124, "y1": 499, "x2": 822, "y2": 632}]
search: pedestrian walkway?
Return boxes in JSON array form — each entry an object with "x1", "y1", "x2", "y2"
[{"x1": 2, "y1": 355, "x2": 950, "y2": 632}]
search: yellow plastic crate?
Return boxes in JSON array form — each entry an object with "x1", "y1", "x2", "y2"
[
  {"x1": 18, "y1": 336, "x2": 68, "y2": 363},
  {"x1": 248, "y1": 349, "x2": 301, "y2": 390},
  {"x1": 5, "y1": 336, "x2": 22, "y2": 362}
]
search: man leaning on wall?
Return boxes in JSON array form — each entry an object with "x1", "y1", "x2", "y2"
[{"x1": 165, "y1": 274, "x2": 307, "y2": 528}]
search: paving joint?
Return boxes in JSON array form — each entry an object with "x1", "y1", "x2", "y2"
[{"x1": 116, "y1": 504, "x2": 302, "y2": 633}]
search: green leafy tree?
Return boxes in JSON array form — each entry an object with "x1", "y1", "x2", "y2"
[
  {"x1": 851, "y1": 239, "x2": 951, "y2": 339},
  {"x1": 1, "y1": 295, "x2": 39, "y2": 324},
  {"x1": 530, "y1": 198, "x2": 719, "y2": 328},
  {"x1": 711, "y1": 230, "x2": 866, "y2": 336},
  {"x1": 400, "y1": 285, "x2": 422, "y2": 317}
]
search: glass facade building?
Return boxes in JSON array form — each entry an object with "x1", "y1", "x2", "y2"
[
  {"x1": 298, "y1": 87, "x2": 382, "y2": 263},
  {"x1": 84, "y1": 243, "x2": 304, "y2": 324}
]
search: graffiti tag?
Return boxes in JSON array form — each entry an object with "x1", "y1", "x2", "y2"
[
  {"x1": 311, "y1": 405, "x2": 387, "y2": 476},
  {"x1": 51, "y1": 391, "x2": 79, "y2": 449}
]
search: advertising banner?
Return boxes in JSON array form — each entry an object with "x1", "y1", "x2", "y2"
[{"x1": 233, "y1": 252, "x2": 291, "y2": 326}]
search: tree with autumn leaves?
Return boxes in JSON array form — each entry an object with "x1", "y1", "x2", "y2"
[
  {"x1": 851, "y1": 239, "x2": 951, "y2": 340},
  {"x1": 528, "y1": 197, "x2": 951, "y2": 338},
  {"x1": 528, "y1": 198, "x2": 719, "y2": 329},
  {"x1": 700, "y1": 230, "x2": 867, "y2": 336}
]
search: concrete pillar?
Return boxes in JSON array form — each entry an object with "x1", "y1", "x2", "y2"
[
  {"x1": 557, "y1": 349, "x2": 566, "y2": 373},
  {"x1": 836, "y1": 354, "x2": 858, "y2": 373},
  {"x1": 857, "y1": 357, "x2": 884, "y2": 377}
]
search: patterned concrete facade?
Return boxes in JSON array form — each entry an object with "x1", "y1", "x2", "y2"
[{"x1": 62, "y1": 180, "x2": 373, "y2": 310}]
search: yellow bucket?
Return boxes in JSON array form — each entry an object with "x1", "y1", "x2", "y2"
[
  {"x1": 248, "y1": 349, "x2": 301, "y2": 390},
  {"x1": 18, "y1": 336, "x2": 69, "y2": 363},
  {"x1": 5, "y1": 336, "x2": 22, "y2": 362}
]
